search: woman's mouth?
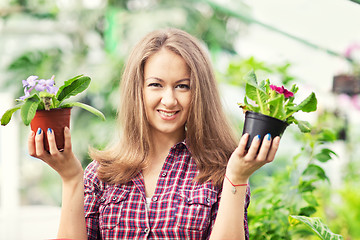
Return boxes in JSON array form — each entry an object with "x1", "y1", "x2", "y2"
[{"x1": 158, "y1": 110, "x2": 179, "y2": 119}]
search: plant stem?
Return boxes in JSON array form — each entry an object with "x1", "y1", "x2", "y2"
[
  {"x1": 285, "y1": 111, "x2": 296, "y2": 120},
  {"x1": 42, "y1": 97, "x2": 52, "y2": 111}
]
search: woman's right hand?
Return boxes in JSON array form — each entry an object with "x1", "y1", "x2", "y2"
[
  {"x1": 28, "y1": 127, "x2": 83, "y2": 183},
  {"x1": 226, "y1": 133, "x2": 281, "y2": 184},
  {"x1": 29, "y1": 127, "x2": 88, "y2": 239}
]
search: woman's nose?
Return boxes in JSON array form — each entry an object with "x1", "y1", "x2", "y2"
[{"x1": 161, "y1": 88, "x2": 177, "y2": 107}]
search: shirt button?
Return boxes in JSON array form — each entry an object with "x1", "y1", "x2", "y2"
[
  {"x1": 161, "y1": 172, "x2": 167, "y2": 177},
  {"x1": 152, "y1": 196, "x2": 158, "y2": 202},
  {"x1": 112, "y1": 196, "x2": 118, "y2": 201},
  {"x1": 206, "y1": 198, "x2": 210, "y2": 203},
  {"x1": 144, "y1": 228, "x2": 149, "y2": 233}
]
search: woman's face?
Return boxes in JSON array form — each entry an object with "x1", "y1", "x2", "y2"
[{"x1": 143, "y1": 48, "x2": 191, "y2": 140}]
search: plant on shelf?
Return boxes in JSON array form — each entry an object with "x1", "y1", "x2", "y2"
[
  {"x1": 344, "y1": 42, "x2": 360, "y2": 76},
  {"x1": 238, "y1": 71, "x2": 317, "y2": 148},
  {"x1": 333, "y1": 43, "x2": 360, "y2": 95},
  {"x1": 1, "y1": 74, "x2": 105, "y2": 150}
]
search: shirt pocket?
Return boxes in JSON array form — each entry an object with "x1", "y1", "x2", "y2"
[
  {"x1": 99, "y1": 187, "x2": 130, "y2": 230},
  {"x1": 175, "y1": 187, "x2": 218, "y2": 232}
]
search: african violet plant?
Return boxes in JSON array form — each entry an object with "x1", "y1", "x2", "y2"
[
  {"x1": 238, "y1": 71, "x2": 317, "y2": 132},
  {"x1": 1, "y1": 74, "x2": 105, "y2": 126}
]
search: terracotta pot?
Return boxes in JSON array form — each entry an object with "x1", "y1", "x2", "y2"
[
  {"x1": 242, "y1": 111, "x2": 288, "y2": 150},
  {"x1": 30, "y1": 108, "x2": 71, "y2": 151}
]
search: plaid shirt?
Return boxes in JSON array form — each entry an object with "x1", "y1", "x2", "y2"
[{"x1": 84, "y1": 141, "x2": 250, "y2": 239}]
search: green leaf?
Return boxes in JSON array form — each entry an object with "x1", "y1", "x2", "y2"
[
  {"x1": 52, "y1": 95, "x2": 60, "y2": 109},
  {"x1": 285, "y1": 115, "x2": 296, "y2": 125},
  {"x1": 244, "y1": 71, "x2": 269, "y2": 114},
  {"x1": 21, "y1": 94, "x2": 41, "y2": 126},
  {"x1": 298, "y1": 179, "x2": 317, "y2": 193},
  {"x1": 268, "y1": 94, "x2": 286, "y2": 120},
  {"x1": 299, "y1": 206, "x2": 317, "y2": 217},
  {"x1": 303, "y1": 193, "x2": 319, "y2": 207},
  {"x1": 60, "y1": 102, "x2": 105, "y2": 121},
  {"x1": 288, "y1": 92, "x2": 317, "y2": 113},
  {"x1": 317, "y1": 129, "x2": 337, "y2": 142},
  {"x1": 289, "y1": 215, "x2": 344, "y2": 240},
  {"x1": 302, "y1": 164, "x2": 329, "y2": 182},
  {"x1": 56, "y1": 75, "x2": 91, "y2": 103},
  {"x1": 1, "y1": 104, "x2": 23, "y2": 126},
  {"x1": 297, "y1": 120, "x2": 312, "y2": 133},
  {"x1": 315, "y1": 148, "x2": 337, "y2": 162},
  {"x1": 244, "y1": 70, "x2": 258, "y2": 87},
  {"x1": 238, "y1": 97, "x2": 260, "y2": 113}
]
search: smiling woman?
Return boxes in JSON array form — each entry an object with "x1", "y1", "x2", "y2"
[
  {"x1": 143, "y1": 48, "x2": 191, "y2": 141},
  {"x1": 27, "y1": 28, "x2": 281, "y2": 240}
]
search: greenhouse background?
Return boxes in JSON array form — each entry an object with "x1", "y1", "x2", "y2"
[{"x1": 0, "y1": 0, "x2": 360, "y2": 239}]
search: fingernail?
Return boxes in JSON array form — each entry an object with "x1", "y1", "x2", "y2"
[
  {"x1": 256, "y1": 135, "x2": 261, "y2": 140},
  {"x1": 37, "y1": 128, "x2": 42, "y2": 135},
  {"x1": 266, "y1": 133, "x2": 271, "y2": 141},
  {"x1": 48, "y1": 128, "x2": 53, "y2": 134}
]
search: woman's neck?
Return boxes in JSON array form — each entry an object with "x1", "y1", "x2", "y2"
[{"x1": 148, "y1": 130, "x2": 185, "y2": 160}]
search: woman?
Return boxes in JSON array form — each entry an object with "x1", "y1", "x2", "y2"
[{"x1": 28, "y1": 28, "x2": 280, "y2": 240}]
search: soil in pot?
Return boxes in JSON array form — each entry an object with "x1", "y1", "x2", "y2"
[
  {"x1": 242, "y1": 111, "x2": 288, "y2": 150},
  {"x1": 30, "y1": 108, "x2": 71, "y2": 151}
]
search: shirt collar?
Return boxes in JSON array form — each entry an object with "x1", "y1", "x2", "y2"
[{"x1": 171, "y1": 139, "x2": 189, "y2": 152}]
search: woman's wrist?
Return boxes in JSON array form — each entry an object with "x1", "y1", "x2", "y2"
[
  {"x1": 225, "y1": 169, "x2": 249, "y2": 185},
  {"x1": 61, "y1": 169, "x2": 84, "y2": 186}
]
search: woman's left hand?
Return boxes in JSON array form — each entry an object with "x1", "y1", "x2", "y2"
[{"x1": 226, "y1": 133, "x2": 280, "y2": 184}]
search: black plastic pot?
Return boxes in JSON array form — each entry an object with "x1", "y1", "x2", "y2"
[{"x1": 242, "y1": 111, "x2": 289, "y2": 150}]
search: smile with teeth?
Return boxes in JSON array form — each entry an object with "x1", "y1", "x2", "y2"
[{"x1": 158, "y1": 110, "x2": 178, "y2": 117}]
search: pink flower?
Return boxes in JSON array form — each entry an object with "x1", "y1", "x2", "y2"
[
  {"x1": 270, "y1": 84, "x2": 294, "y2": 98},
  {"x1": 344, "y1": 43, "x2": 360, "y2": 58}
]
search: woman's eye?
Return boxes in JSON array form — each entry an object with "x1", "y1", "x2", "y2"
[
  {"x1": 148, "y1": 83, "x2": 162, "y2": 88},
  {"x1": 176, "y1": 84, "x2": 190, "y2": 90}
]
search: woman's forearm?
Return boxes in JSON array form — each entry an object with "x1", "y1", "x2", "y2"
[
  {"x1": 57, "y1": 174, "x2": 87, "y2": 240},
  {"x1": 210, "y1": 176, "x2": 247, "y2": 240}
]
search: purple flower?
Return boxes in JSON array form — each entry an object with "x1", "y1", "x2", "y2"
[
  {"x1": 22, "y1": 75, "x2": 38, "y2": 88},
  {"x1": 19, "y1": 87, "x2": 31, "y2": 100},
  {"x1": 35, "y1": 75, "x2": 59, "y2": 94},
  {"x1": 270, "y1": 84, "x2": 294, "y2": 98}
]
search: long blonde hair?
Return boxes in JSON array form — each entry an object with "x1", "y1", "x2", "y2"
[{"x1": 90, "y1": 28, "x2": 238, "y2": 187}]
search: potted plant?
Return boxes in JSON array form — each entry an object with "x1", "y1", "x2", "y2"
[
  {"x1": 238, "y1": 71, "x2": 317, "y2": 149},
  {"x1": 1, "y1": 74, "x2": 105, "y2": 150},
  {"x1": 333, "y1": 43, "x2": 360, "y2": 96}
]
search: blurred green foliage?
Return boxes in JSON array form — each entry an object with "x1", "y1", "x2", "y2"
[
  {"x1": 221, "y1": 56, "x2": 295, "y2": 87},
  {"x1": 1, "y1": 0, "x2": 359, "y2": 239},
  {"x1": 245, "y1": 120, "x2": 339, "y2": 239}
]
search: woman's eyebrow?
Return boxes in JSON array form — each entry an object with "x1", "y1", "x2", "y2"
[
  {"x1": 176, "y1": 78, "x2": 190, "y2": 83},
  {"x1": 144, "y1": 77, "x2": 190, "y2": 83},
  {"x1": 145, "y1": 77, "x2": 164, "y2": 82}
]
